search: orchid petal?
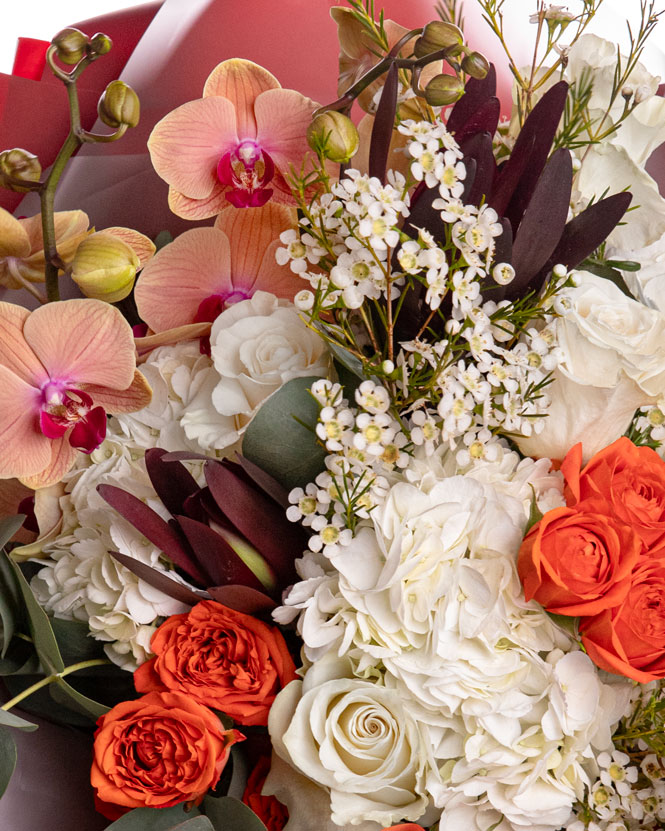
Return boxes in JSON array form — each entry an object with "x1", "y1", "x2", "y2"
[
  {"x1": 167, "y1": 184, "x2": 229, "y2": 221},
  {"x1": 135, "y1": 323, "x2": 211, "y2": 355},
  {"x1": 203, "y1": 59, "x2": 280, "y2": 137},
  {"x1": 12, "y1": 481, "x2": 65, "y2": 559},
  {"x1": 101, "y1": 227, "x2": 156, "y2": 269},
  {"x1": 81, "y1": 369, "x2": 152, "y2": 414},
  {"x1": 148, "y1": 98, "x2": 239, "y2": 199},
  {"x1": 20, "y1": 210, "x2": 89, "y2": 258},
  {"x1": 254, "y1": 239, "x2": 304, "y2": 298},
  {"x1": 213, "y1": 202, "x2": 296, "y2": 287},
  {"x1": 0, "y1": 365, "x2": 50, "y2": 480},
  {"x1": 19, "y1": 440, "x2": 77, "y2": 490},
  {"x1": 135, "y1": 227, "x2": 232, "y2": 332},
  {"x1": 0, "y1": 478, "x2": 34, "y2": 543},
  {"x1": 23, "y1": 300, "x2": 135, "y2": 390},
  {"x1": 0, "y1": 208, "x2": 30, "y2": 258},
  {"x1": 255, "y1": 88, "x2": 318, "y2": 173},
  {"x1": 0, "y1": 303, "x2": 48, "y2": 386}
]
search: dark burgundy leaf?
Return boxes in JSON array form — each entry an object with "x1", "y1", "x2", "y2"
[
  {"x1": 176, "y1": 515, "x2": 268, "y2": 591},
  {"x1": 144, "y1": 448, "x2": 199, "y2": 517},
  {"x1": 490, "y1": 81, "x2": 569, "y2": 223},
  {"x1": 160, "y1": 451, "x2": 213, "y2": 462},
  {"x1": 454, "y1": 96, "x2": 501, "y2": 145},
  {"x1": 461, "y1": 132, "x2": 497, "y2": 206},
  {"x1": 403, "y1": 186, "x2": 441, "y2": 241},
  {"x1": 484, "y1": 218, "x2": 514, "y2": 302},
  {"x1": 97, "y1": 484, "x2": 207, "y2": 584},
  {"x1": 233, "y1": 455, "x2": 291, "y2": 509},
  {"x1": 369, "y1": 62, "x2": 399, "y2": 183},
  {"x1": 509, "y1": 148, "x2": 573, "y2": 295},
  {"x1": 447, "y1": 65, "x2": 497, "y2": 135},
  {"x1": 205, "y1": 463, "x2": 304, "y2": 586},
  {"x1": 206, "y1": 585, "x2": 277, "y2": 615},
  {"x1": 109, "y1": 551, "x2": 203, "y2": 606},
  {"x1": 460, "y1": 157, "x2": 477, "y2": 204}
]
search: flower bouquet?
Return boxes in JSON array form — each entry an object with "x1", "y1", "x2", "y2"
[{"x1": 2, "y1": 1, "x2": 665, "y2": 830}]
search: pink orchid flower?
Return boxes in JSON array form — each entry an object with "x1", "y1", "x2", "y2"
[
  {"x1": 148, "y1": 59, "x2": 319, "y2": 219},
  {"x1": 0, "y1": 300, "x2": 152, "y2": 489},
  {"x1": 134, "y1": 202, "x2": 301, "y2": 333}
]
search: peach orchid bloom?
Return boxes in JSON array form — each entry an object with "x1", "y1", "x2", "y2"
[
  {"x1": 0, "y1": 207, "x2": 89, "y2": 296},
  {"x1": 148, "y1": 59, "x2": 319, "y2": 219},
  {"x1": 0, "y1": 299, "x2": 152, "y2": 489},
  {"x1": 135, "y1": 202, "x2": 301, "y2": 333}
]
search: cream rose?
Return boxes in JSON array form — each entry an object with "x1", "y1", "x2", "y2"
[
  {"x1": 516, "y1": 271, "x2": 665, "y2": 462},
  {"x1": 269, "y1": 670, "x2": 432, "y2": 827},
  {"x1": 208, "y1": 291, "x2": 329, "y2": 448}
]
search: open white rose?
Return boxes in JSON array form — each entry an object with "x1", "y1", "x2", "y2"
[
  {"x1": 516, "y1": 271, "x2": 665, "y2": 462},
  {"x1": 209, "y1": 291, "x2": 328, "y2": 448},
  {"x1": 269, "y1": 672, "x2": 432, "y2": 827}
]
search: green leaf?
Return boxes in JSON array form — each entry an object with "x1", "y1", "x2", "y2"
[
  {"x1": 524, "y1": 486, "x2": 544, "y2": 535},
  {"x1": 0, "y1": 548, "x2": 23, "y2": 657},
  {"x1": 9, "y1": 560, "x2": 64, "y2": 674},
  {"x1": 548, "y1": 612, "x2": 579, "y2": 637},
  {"x1": 242, "y1": 376, "x2": 327, "y2": 491},
  {"x1": 584, "y1": 263, "x2": 633, "y2": 297},
  {"x1": 170, "y1": 819, "x2": 214, "y2": 831},
  {"x1": 50, "y1": 675, "x2": 110, "y2": 720},
  {"x1": 0, "y1": 638, "x2": 40, "y2": 676},
  {"x1": 203, "y1": 796, "x2": 267, "y2": 831},
  {"x1": 0, "y1": 708, "x2": 37, "y2": 731},
  {"x1": 104, "y1": 804, "x2": 202, "y2": 830},
  {"x1": 153, "y1": 230, "x2": 174, "y2": 251},
  {"x1": 0, "y1": 725, "x2": 17, "y2": 798},
  {"x1": 0, "y1": 515, "x2": 25, "y2": 549},
  {"x1": 51, "y1": 617, "x2": 106, "y2": 664}
]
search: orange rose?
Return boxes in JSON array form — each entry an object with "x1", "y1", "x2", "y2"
[
  {"x1": 581, "y1": 557, "x2": 665, "y2": 682},
  {"x1": 517, "y1": 500, "x2": 641, "y2": 616},
  {"x1": 134, "y1": 600, "x2": 297, "y2": 726},
  {"x1": 242, "y1": 756, "x2": 289, "y2": 831},
  {"x1": 562, "y1": 438, "x2": 665, "y2": 549},
  {"x1": 91, "y1": 690, "x2": 242, "y2": 813}
]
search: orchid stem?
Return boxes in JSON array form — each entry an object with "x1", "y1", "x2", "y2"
[{"x1": 0, "y1": 658, "x2": 110, "y2": 712}]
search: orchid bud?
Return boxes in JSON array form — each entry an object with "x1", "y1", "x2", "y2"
[
  {"x1": 88, "y1": 32, "x2": 113, "y2": 57},
  {"x1": 71, "y1": 232, "x2": 139, "y2": 303},
  {"x1": 52, "y1": 28, "x2": 89, "y2": 65},
  {"x1": 414, "y1": 21, "x2": 464, "y2": 59},
  {"x1": 0, "y1": 148, "x2": 41, "y2": 191},
  {"x1": 98, "y1": 81, "x2": 140, "y2": 129},
  {"x1": 307, "y1": 111, "x2": 359, "y2": 164},
  {"x1": 424, "y1": 74, "x2": 465, "y2": 107},
  {"x1": 462, "y1": 51, "x2": 490, "y2": 80}
]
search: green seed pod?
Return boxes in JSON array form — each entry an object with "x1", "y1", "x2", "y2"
[
  {"x1": 414, "y1": 21, "x2": 464, "y2": 59},
  {"x1": 462, "y1": 51, "x2": 491, "y2": 80},
  {"x1": 307, "y1": 111, "x2": 359, "y2": 164},
  {"x1": 98, "y1": 80, "x2": 141, "y2": 129},
  {"x1": 52, "y1": 28, "x2": 89, "y2": 65},
  {"x1": 0, "y1": 148, "x2": 41, "y2": 191},
  {"x1": 88, "y1": 32, "x2": 113, "y2": 57},
  {"x1": 424, "y1": 74, "x2": 465, "y2": 107}
]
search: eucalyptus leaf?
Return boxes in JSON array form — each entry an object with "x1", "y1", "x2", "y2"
[
  {"x1": 1, "y1": 674, "x2": 92, "y2": 729},
  {"x1": 584, "y1": 263, "x2": 633, "y2": 297},
  {"x1": 0, "y1": 548, "x2": 22, "y2": 658},
  {"x1": 51, "y1": 617, "x2": 106, "y2": 664},
  {"x1": 242, "y1": 377, "x2": 327, "y2": 491},
  {"x1": 153, "y1": 230, "x2": 174, "y2": 251},
  {"x1": 0, "y1": 726, "x2": 17, "y2": 798},
  {"x1": 104, "y1": 804, "x2": 201, "y2": 830},
  {"x1": 0, "y1": 515, "x2": 25, "y2": 549},
  {"x1": 50, "y1": 675, "x2": 110, "y2": 720},
  {"x1": 0, "y1": 708, "x2": 38, "y2": 731},
  {"x1": 170, "y1": 819, "x2": 214, "y2": 831},
  {"x1": 202, "y1": 796, "x2": 267, "y2": 831}
]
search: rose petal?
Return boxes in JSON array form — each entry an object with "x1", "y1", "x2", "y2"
[
  {"x1": 0, "y1": 207, "x2": 30, "y2": 258},
  {"x1": 149, "y1": 97, "x2": 239, "y2": 199},
  {"x1": 203, "y1": 59, "x2": 280, "y2": 137},
  {"x1": 255, "y1": 88, "x2": 318, "y2": 173}
]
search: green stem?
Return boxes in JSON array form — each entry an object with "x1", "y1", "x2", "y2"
[{"x1": 0, "y1": 658, "x2": 109, "y2": 712}]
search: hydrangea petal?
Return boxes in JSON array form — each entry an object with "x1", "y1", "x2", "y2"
[
  {"x1": 23, "y1": 300, "x2": 136, "y2": 390},
  {"x1": 168, "y1": 185, "x2": 229, "y2": 221},
  {"x1": 0, "y1": 365, "x2": 50, "y2": 480},
  {"x1": 203, "y1": 59, "x2": 280, "y2": 137},
  {"x1": 148, "y1": 97, "x2": 239, "y2": 199},
  {"x1": 20, "y1": 439, "x2": 78, "y2": 490},
  {"x1": 0, "y1": 303, "x2": 48, "y2": 386},
  {"x1": 255, "y1": 88, "x2": 318, "y2": 173},
  {"x1": 135, "y1": 227, "x2": 232, "y2": 332},
  {"x1": 81, "y1": 370, "x2": 153, "y2": 414},
  {"x1": 0, "y1": 207, "x2": 30, "y2": 258}
]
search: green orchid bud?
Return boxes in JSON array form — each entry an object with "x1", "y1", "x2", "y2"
[
  {"x1": 0, "y1": 148, "x2": 41, "y2": 191},
  {"x1": 307, "y1": 111, "x2": 359, "y2": 164},
  {"x1": 52, "y1": 28, "x2": 89, "y2": 65},
  {"x1": 88, "y1": 32, "x2": 113, "y2": 57},
  {"x1": 414, "y1": 21, "x2": 464, "y2": 59},
  {"x1": 424, "y1": 74, "x2": 465, "y2": 107},
  {"x1": 462, "y1": 51, "x2": 490, "y2": 80},
  {"x1": 71, "y1": 232, "x2": 139, "y2": 303},
  {"x1": 98, "y1": 81, "x2": 140, "y2": 129}
]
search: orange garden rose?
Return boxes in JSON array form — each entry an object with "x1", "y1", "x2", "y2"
[
  {"x1": 91, "y1": 690, "x2": 242, "y2": 814},
  {"x1": 517, "y1": 501, "x2": 641, "y2": 616},
  {"x1": 562, "y1": 438, "x2": 665, "y2": 549},
  {"x1": 242, "y1": 756, "x2": 289, "y2": 831},
  {"x1": 134, "y1": 600, "x2": 297, "y2": 726},
  {"x1": 580, "y1": 557, "x2": 665, "y2": 682}
]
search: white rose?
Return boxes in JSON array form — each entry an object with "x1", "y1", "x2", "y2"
[
  {"x1": 209, "y1": 291, "x2": 328, "y2": 447},
  {"x1": 269, "y1": 672, "x2": 432, "y2": 827},
  {"x1": 516, "y1": 271, "x2": 665, "y2": 462}
]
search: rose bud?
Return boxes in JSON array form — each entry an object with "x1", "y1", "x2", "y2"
[
  {"x1": 0, "y1": 148, "x2": 41, "y2": 191},
  {"x1": 414, "y1": 21, "x2": 464, "y2": 59},
  {"x1": 307, "y1": 111, "x2": 359, "y2": 164},
  {"x1": 98, "y1": 80, "x2": 140, "y2": 129},
  {"x1": 71, "y1": 232, "x2": 139, "y2": 302},
  {"x1": 52, "y1": 27, "x2": 89, "y2": 65},
  {"x1": 88, "y1": 32, "x2": 112, "y2": 57},
  {"x1": 462, "y1": 51, "x2": 491, "y2": 80},
  {"x1": 423, "y1": 74, "x2": 465, "y2": 107}
]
